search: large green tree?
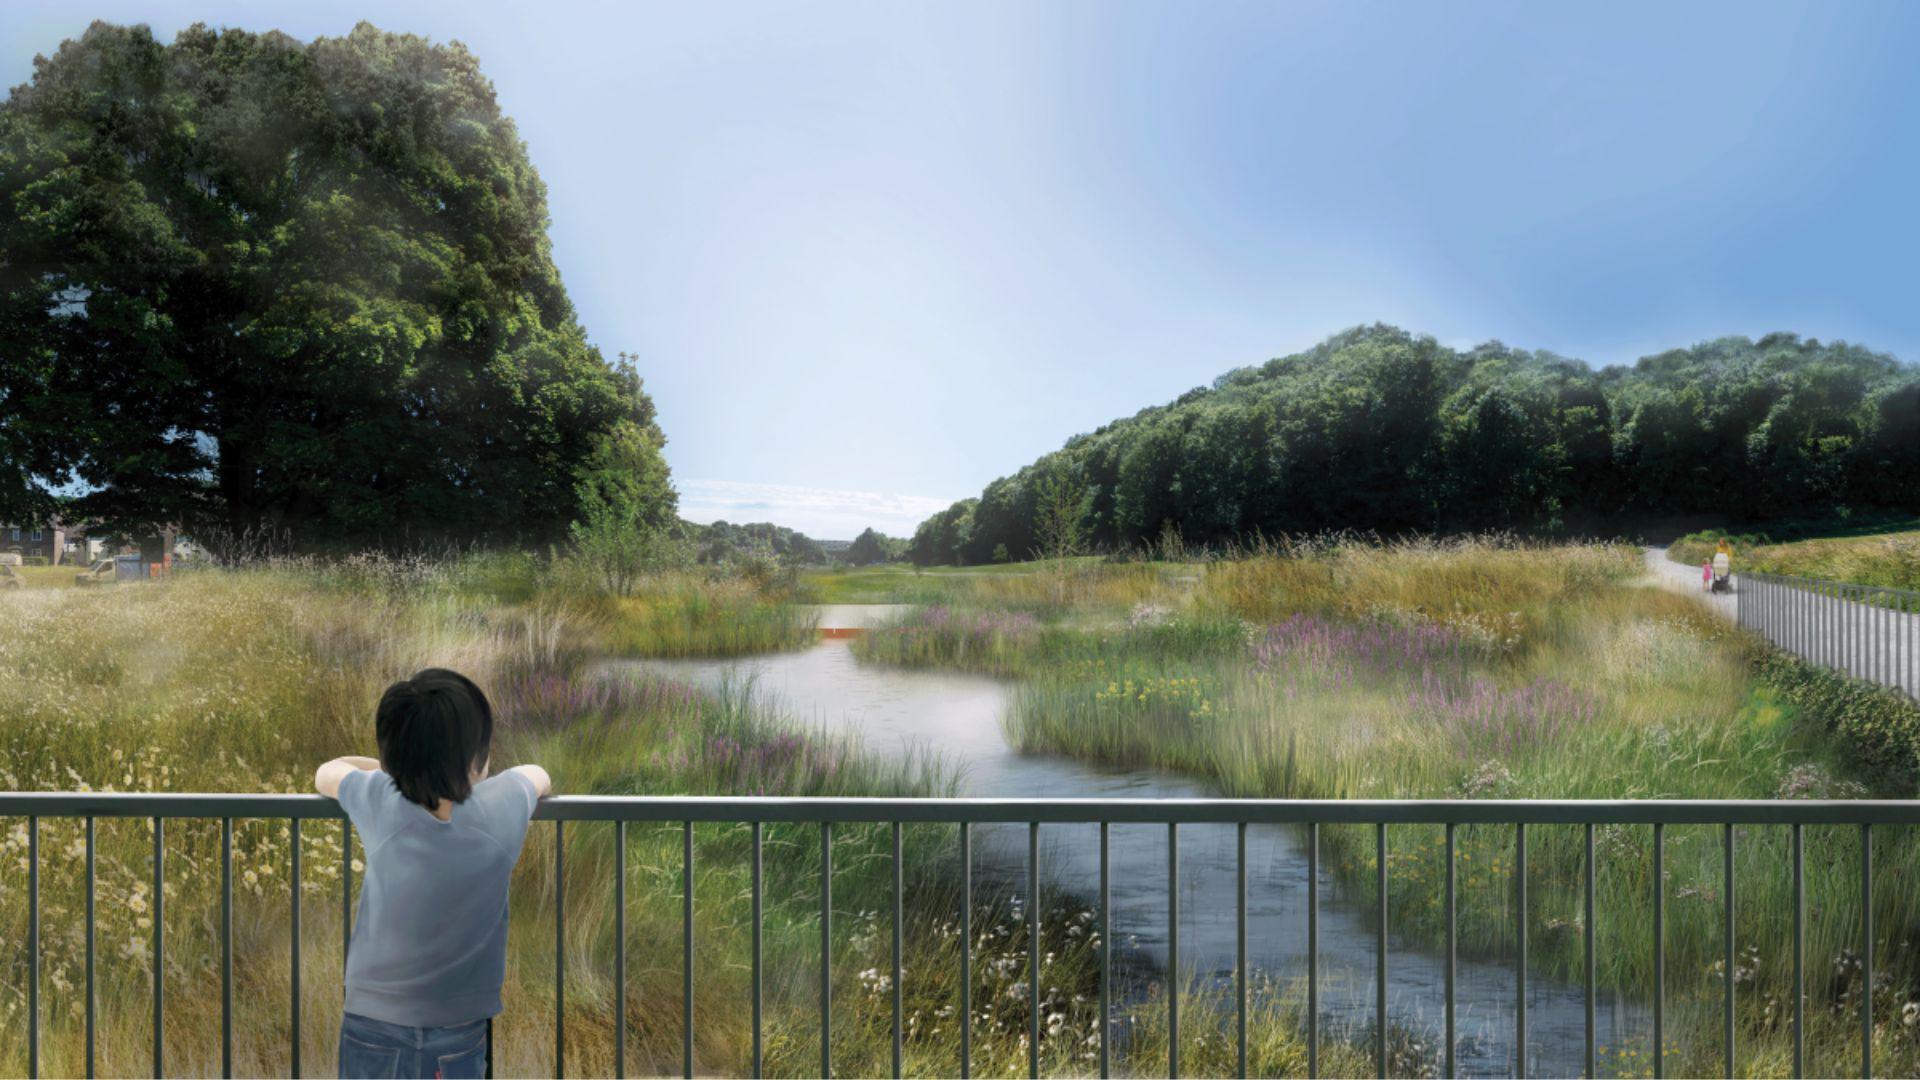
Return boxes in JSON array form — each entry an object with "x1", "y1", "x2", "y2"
[{"x1": 0, "y1": 21, "x2": 669, "y2": 549}]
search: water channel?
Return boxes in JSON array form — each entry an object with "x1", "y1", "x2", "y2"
[{"x1": 625, "y1": 605, "x2": 1644, "y2": 1076}]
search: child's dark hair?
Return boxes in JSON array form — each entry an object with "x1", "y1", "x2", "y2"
[{"x1": 376, "y1": 669, "x2": 494, "y2": 809}]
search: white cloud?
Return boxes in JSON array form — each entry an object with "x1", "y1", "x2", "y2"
[{"x1": 677, "y1": 478, "x2": 956, "y2": 541}]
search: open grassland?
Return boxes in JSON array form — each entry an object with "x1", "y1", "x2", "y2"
[
  {"x1": 1671, "y1": 524, "x2": 1920, "y2": 591},
  {"x1": 850, "y1": 539, "x2": 1920, "y2": 1076},
  {"x1": 6, "y1": 563, "x2": 82, "y2": 589},
  {"x1": 0, "y1": 559, "x2": 1352, "y2": 1077}
]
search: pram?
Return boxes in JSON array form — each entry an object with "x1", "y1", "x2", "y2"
[{"x1": 1711, "y1": 550, "x2": 1732, "y2": 593}]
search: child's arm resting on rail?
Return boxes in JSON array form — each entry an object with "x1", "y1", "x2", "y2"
[
  {"x1": 314, "y1": 755, "x2": 381, "y2": 799},
  {"x1": 507, "y1": 764, "x2": 552, "y2": 799}
]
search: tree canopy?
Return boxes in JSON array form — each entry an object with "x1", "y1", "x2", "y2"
[
  {"x1": 686, "y1": 520, "x2": 829, "y2": 566},
  {"x1": 909, "y1": 326, "x2": 1920, "y2": 564},
  {"x1": 0, "y1": 21, "x2": 670, "y2": 549},
  {"x1": 843, "y1": 526, "x2": 904, "y2": 566}
]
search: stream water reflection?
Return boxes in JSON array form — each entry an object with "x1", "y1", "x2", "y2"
[{"x1": 626, "y1": 615, "x2": 1643, "y2": 1076}]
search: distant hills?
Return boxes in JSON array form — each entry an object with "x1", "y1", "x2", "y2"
[{"x1": 907, "y1": 325, "x2": 1920, "y2": 565}]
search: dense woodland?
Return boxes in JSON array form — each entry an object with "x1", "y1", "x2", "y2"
[
  {"x1": 908, "y1": 325, "x2": 1920, "y2": 565},
  {"x1": 0, "y1": 22, "x2": 672, "y2": 550}
]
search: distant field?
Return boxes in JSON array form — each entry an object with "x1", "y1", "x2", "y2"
[
  {"x1": 1669, "y1": 521, "x2": 1920, "y2": 590},
  {"x1": 7, "y1": 562, "x2": 82, "y2": 588},
  {"x1": 803, "y1": 556, "x2": 1109, "y2": 603}
]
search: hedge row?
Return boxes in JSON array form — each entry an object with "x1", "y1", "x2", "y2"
[{"x1": 1757, "y1": 651, "x2": 1920, "y2": 795}]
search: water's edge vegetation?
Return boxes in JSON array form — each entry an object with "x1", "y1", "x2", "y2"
[{"x1": 850, "y1": 538, "x2": 1920, "y2": 1076}]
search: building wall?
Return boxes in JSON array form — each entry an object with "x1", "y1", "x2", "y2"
[{"x1": 3, "y1": 525, "x2": 65, "y2": 565}]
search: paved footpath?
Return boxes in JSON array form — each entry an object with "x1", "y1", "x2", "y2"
[
  {"x1": 1646, "y1": 545, "x2": 1919, "y2": 698},
  {"x1": 1643, "y1": 545, "x2": 1737, "y2": 621}
]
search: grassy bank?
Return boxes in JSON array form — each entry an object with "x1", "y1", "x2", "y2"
[
  {"x1": 850, "y1": 539, "x2": 1920, "y2": 1076},
  {"x1": 0, "y1": 558, "x2": 1353, "y2": 1076},
  {"x1": 1670, "y1": 525, "x2": 1920, "y2": 591}
]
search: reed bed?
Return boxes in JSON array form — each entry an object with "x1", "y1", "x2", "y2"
[{"x1": 848, "y1": 537, "x2": 1920, "y2": 1076}]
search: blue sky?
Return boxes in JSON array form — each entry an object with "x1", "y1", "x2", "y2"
[{"x1": 6, "y1": 2, "x2": 1919, "y2": 539}]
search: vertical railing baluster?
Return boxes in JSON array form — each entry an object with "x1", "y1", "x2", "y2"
[
  {"x1": 86, "y1": 816, "x2": 96, "y2": 1080},
  {"x1": 1819, "y1": 580, "x2": 1827, "y2": 665},
  {"x1": 1870, "y1": 589, "x2": 1878, "y2": 684},
  {"x1": 1843, "y1": 588, "x2": 1858, "y2": 672},
  {"x1": 961, "y1": 822, "x2": 972, "y2": 1080},
  {"x1": 1826, "y1": 582, "x2": 1834, "y2": 668},
  {"x1": 1516, "y1": 822, "x2": 1527, "y2": 1079},
  {"x1": 1030, "y1": 822, "x2": 1041, "y2": 1080},
  {"x1": 1890, "y1": 585, "x2": 1896, "y2": 689},
  {"x1": 1905, "y1": 590, "x2": 1912, "y2": 696},
  {"x1": 1842, "y1": 584, "x2": 1849, "y2": 671},
  {"x1": 749, "y1": 822, "x2": 759, "y2": 1080},
  {"x1": 1793, "y1": 823, "x2": 1804, "y2": 1079},
  {"x1": 291, "y1": 819, "x2": 301, "y2": 1080},
  {"x1": 1862, "y1": 822, "x2": 1873, "y2": 1079},
  {"x1": 683, "y1": 820, "x2": 694, "y2": 1080},
  {"x1": 1445, "y1": 822, "x2": 1456, "y2": 1080},
  {"x1": 894, "y1": 822, "x2": 905, "y2": 1080},
  {"x1": 1834, "y1": 582, "x2": 1842, "y2": 670},
  {"x1": 617, "y1": 821, "x2": 627, "y2": 1080},
  {"x1": 222, "y1": 817, "x2": 234, "y2": 1079},
  {"x1": 1098, "y1": 821, "x2": 1108, "y2": 1080},
  {"x1": 153, "y1": 816, "x2": 164, "y2": 1079},
  {"x1": 341, "y1": 818, "x2": 352, "y2": 967},
  {"x1": 556, "y1": 819, "x2": 566, "y2": 1079},
  {"x1": 821, "y1": 822, "x2": 832, "y2": 1080},
  {"x1": 1375, "y1": 822, "x2": 1387, "y2": 1080},
  {"x1": 1236, "y1": 821, "x2": 1247, "y2": 1080},
  {"x1": 1887, "y1": 590, "x2": 1895, "y2": 689},
  {"x1": 1873, "y1": 590, "x2": 1882, "y2": 685},
  {"x1": 1869, "y1": 589, "x2": 1877, "y2": 684},
  {"x1": 1724, "y1": 822, "x2": 1735, "y2": 1079},
  {"x1": 28, "y1": 815, "x2": 37, "y2": 1080},
  {"x1": 1653, "y1": 822, "x2": 1664, "y2": 1080},
  {"x1": 1584, "y1": 822, "x2": 1595, "y2": 1080},
  {"x1": 1308, "y1": 822, "x2": 1318, "y2": 1080},
  {"x1": 1168, "y1": 821, "x2": 1179, "y2": 1080}
]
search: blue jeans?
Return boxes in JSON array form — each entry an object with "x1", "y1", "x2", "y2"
[{"x1": 338, "y1": 1012, "x2": 487, "y2": 1079}]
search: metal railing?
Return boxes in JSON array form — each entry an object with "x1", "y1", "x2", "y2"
[
  {"x1": 1738, "y1": 572, "x2": 1920, "y2": 699},
  {"x1": 3, "y1": 793, "x2": 1917, "y2": 1079}
]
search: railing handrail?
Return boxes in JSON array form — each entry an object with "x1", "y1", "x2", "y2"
[
  {"x1": 5, "y1": 789, "x2": 1906, "y2": 1078},
  {"x1": 4, "y1": 790, "x2": 1918, "y2": 824}
]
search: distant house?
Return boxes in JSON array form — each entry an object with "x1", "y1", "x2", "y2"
[{"x1": 2, "y1": 520, "x2": 78, "y2": 565}]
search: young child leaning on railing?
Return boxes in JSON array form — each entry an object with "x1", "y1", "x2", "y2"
[{"x1": 314, "y1": 669, "x2": 552, "y2": 1079}]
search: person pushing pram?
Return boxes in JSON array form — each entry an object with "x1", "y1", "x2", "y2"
[{"x1": 1709, "y1": 538, "x2": 1732, "y2": 593}]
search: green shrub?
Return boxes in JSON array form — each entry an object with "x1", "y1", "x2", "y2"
[{"x1": 1758, "y1": 652, "x2": 1920, "y2": 793}]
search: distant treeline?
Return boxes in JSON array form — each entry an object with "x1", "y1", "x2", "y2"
[
  {"x1": 683, "y1": 521, "x2": 905, "y2": 566},
  {"x1": 908, "y1": 325, "x2": 1920, "y2": 565}
]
